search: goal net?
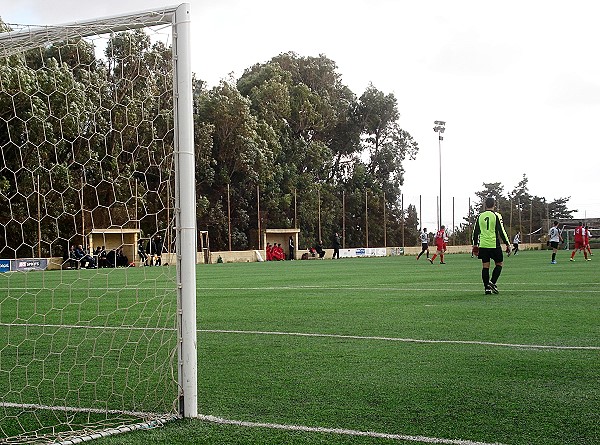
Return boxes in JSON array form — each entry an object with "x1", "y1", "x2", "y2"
[{"x1": 0, "y1": 4, "x2": 197, "y2": 443}]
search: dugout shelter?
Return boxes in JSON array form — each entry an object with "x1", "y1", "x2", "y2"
[
  {"x1": 263, "y1": 228, "x2": 300, "y2": 260},
  {"x1": 87, "y1": 228, "x2": 141, "y2": 264}
]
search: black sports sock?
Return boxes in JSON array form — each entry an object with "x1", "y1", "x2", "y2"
[
  {"x1": 491, "y1": 265, "x2": 502, "y2": 284},
  {"x1": 552, "y1": 252, "x2": 556, "y2": 262},
  {"x1": 482, "y1": 268, "x2": 490, "y2": 287}
]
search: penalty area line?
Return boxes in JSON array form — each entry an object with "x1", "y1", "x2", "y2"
[{"x1": 198, "y1": 414, "x2": 507, "y2": 445}]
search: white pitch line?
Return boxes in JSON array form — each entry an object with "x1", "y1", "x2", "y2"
[
  {"x1": 3, "y1": 284, "x2": 599, "y2": 293},
  {"x1": 1, "y1": 402, "x2": 507, "y2": 444},
  {"x1": 198, "y1": 286, "x2": 600, "y2": 293},
  {"x1": 201, "y1": 329, "x2": 600, "y2": 351},
  {"x1": 1, "y1": 322, "x2": 598, "y2": 350},
  {"x1": 199, "y1": 414, "x2": 508, "y2": 445}
]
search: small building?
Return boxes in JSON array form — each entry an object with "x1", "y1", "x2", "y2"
[
  {"x1": 87, "y1": 228, "x2": 141, "y2": 264},
  {"x1": 263, "y1": 228, "x2": 300, "y2": 260}
]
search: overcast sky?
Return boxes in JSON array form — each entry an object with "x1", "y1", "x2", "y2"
[{"x1": 4, "y1": 0, "x2": 600, "y2": 230}]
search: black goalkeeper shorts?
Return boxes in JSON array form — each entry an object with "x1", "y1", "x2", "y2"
[{"x1": 478, "y1": 246, "x2": 503, "y2": 263}]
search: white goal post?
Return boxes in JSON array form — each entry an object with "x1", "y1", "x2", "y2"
[{"x1": 0, "y1": 3, "x2": 197, "y2": 443}]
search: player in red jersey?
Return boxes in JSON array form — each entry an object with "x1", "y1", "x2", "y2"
[
  {"x1": 570, "y1": 222, "x2": 590, "y2": 261},
  {"x1": 428, "y1": 225, "x2": 447, "y2": 264},
  {"x1": 266, "y1": 243, "x2": 273, "y2": 261}
]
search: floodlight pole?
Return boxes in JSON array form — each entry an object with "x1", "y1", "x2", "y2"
[
  {"x1": 433, "y1": 121, "x2": 446, "y2": 228},
  {"x1": 173, "y1": 3, "x2": 197, "y2": 418}
]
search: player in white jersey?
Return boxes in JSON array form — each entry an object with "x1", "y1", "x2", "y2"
[
  {"x1": 584, "y1": 225, "x2": 593, "y2": 257},
  {"x1": 512, "y1": 232, "x2": 520, "y2": 255},
  {"x1": 416, "y1": 228, "x2": 429, "y2": 260},
  {"x1": 548, "y1": 221, "x2": 563, "y2": 264}
]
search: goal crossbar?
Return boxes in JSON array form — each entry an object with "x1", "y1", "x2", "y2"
[{"x1": 0, "y1": 5, "x2": 181, "y2": 57}]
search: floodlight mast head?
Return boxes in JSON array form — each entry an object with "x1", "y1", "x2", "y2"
[
  {"x1": 433, "y1": 121, "x2": 446, "y2": 133},
  {"x1": 433, "y1": 120, "x2": 446, "y2": 228}
]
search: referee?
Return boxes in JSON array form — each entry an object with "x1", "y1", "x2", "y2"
[{"x1": 472, "y1": 197, "x2": 511, "y2": 295}]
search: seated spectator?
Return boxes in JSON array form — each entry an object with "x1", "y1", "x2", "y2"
[
  {"x1": 266, "y1": 243, "x2": 273, "y2": 261},
  {"x1": 278, "y1": 243, "x2": 286, "y2": 260},
  {"x1": 92, "y1": 246, "x2": 101, "y2": 268},
  {"x1": 106, "y1": 249, "x2": 116, "y2": 268},
  {"x1": 116, "y1": 247, "x2": 129, "y2": 267},
  {"x1": 75, "y1": 245, "x2": 96, "y2": 268},
  {"x1": 273, "y1": 243, "x2": 285, "y2": 261},
  {"x1": 68, "y1": 245, "x2": 79, "y2": 269},
  {"x1": 98, "y1": 246, "x2": 108, "y2": 268},
  {"x1": 271, "y1": 243, "x2": 279, "y2": 261},
  {"x1": 315, "y1": 240, "x2": 325, "y2": 259}
]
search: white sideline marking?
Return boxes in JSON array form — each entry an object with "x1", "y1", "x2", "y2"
[
  {"x1": 199, "y1": 286, "x2": 600, "y2": 293},
  {"x1": 1, "y1": 402, "x2": 506, "y2": 444},
  {"x1": 1, "y1": 322, "x2": 598, "y2": 350},
  {"x1": 3, "y1": 284, "x2": 600, "y2": 292},
  {"x1": 199, "y1": 414, "x2": 508, "y2": 445},
  {"x1": 202, "y1": 329, "x2": 600, "y2": 351}
]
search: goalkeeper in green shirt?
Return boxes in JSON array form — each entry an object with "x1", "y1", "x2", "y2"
[{"x1": 472, "y1": 196, "x2": 511, "y2": 295}]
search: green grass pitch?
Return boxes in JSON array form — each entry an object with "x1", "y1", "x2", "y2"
[{"x1": 1, "y1": 250, "x2": 598, "y2": 445}]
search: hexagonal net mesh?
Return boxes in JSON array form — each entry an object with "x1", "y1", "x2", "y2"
[{"x1": 0, "y1": 6, "x2": 194, "y2": 443}]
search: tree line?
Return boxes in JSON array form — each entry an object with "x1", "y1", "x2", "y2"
[{"x1": 0, "y1": 24, "x2": 574, "y2": 257}]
